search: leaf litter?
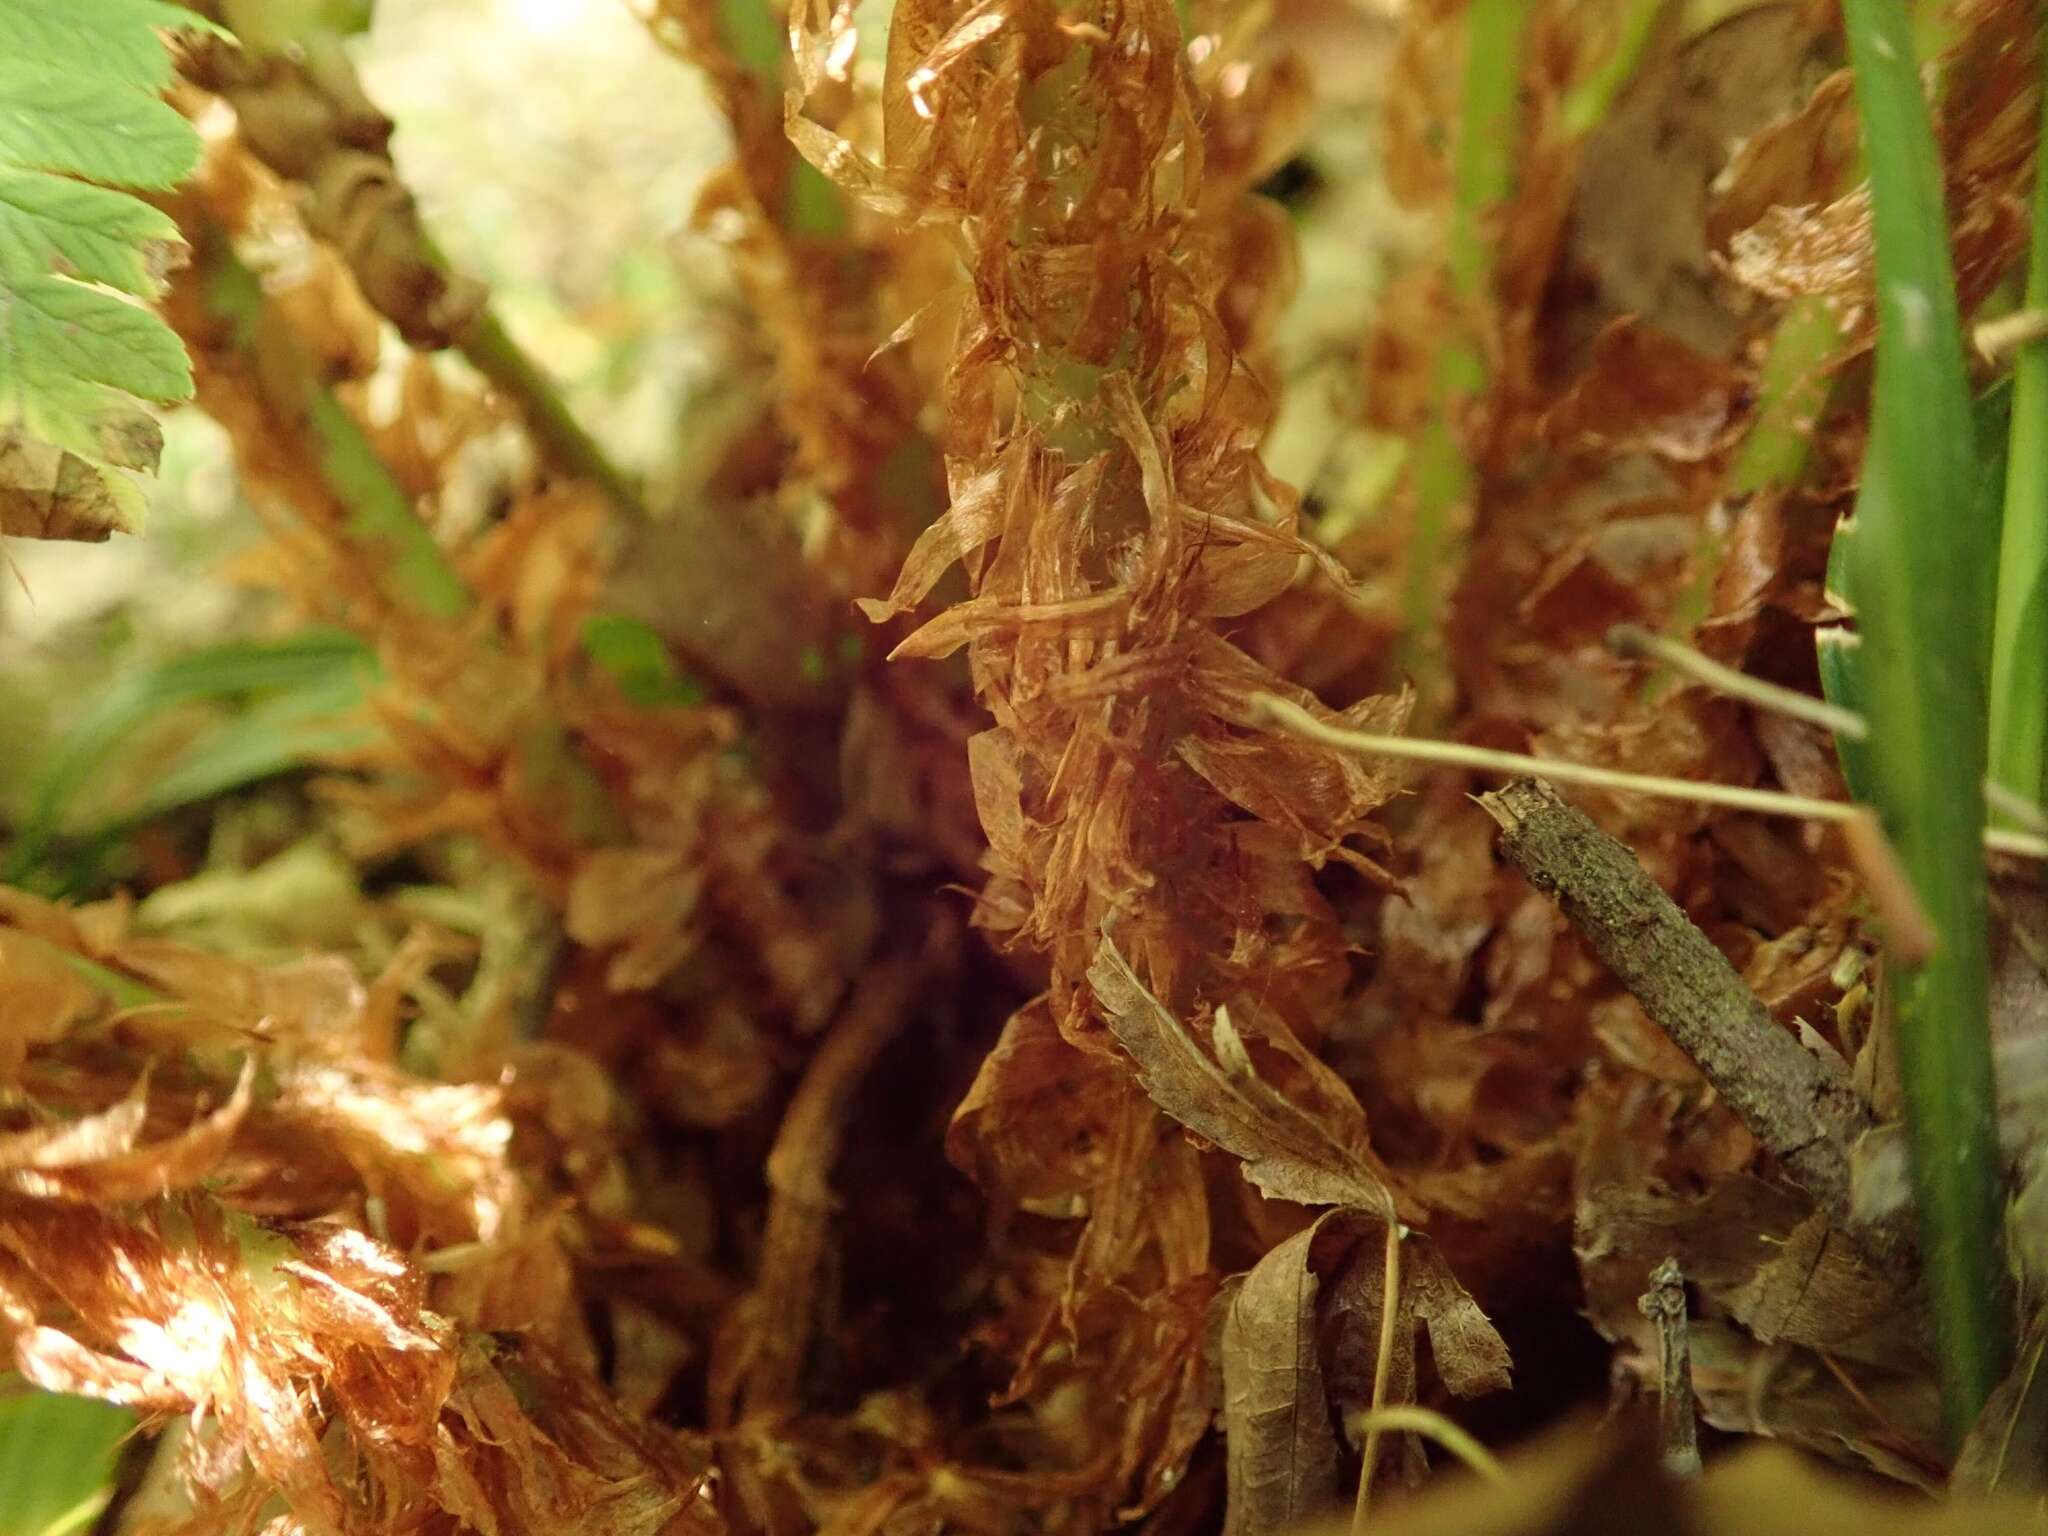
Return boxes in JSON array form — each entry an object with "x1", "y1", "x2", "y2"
[{"x1": 4, "y1": 0, "x2": 2048, "y2": 1531}]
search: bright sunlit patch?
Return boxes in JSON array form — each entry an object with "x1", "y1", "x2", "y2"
[
  {"x1": 506, "y1": 0, "x2": 593, "y2": 37},
  {"x1": 904, "y1": 10, "x2": 1007, "y2": 120},
  {"x1": 192, "y1": 96, "x2": 238, "y2": 144},
  {"x1": 115, "y1": 1299, "x2": 234, "y2": 1389},
  {"x1": 825, "y1": 19, "x2": 860, "y2": 81}
]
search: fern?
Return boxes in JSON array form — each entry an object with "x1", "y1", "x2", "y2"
[{"x1": 0, "y1": 0, "x2": 224, "y2": 540}]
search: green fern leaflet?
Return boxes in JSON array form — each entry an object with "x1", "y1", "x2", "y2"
[{"x1": 0, "y1": 0, "x2": 225, "y2": 540}]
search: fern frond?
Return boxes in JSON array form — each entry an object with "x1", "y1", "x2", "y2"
[{"x1": 0, "y1": 0, "x2": 224, "y2": 541}]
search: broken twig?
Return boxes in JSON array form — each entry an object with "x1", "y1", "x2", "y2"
[
  {"x1": 1480, "y1": 778, "x2": 1869, "y2": 1222},
  {"x1": 1638, "y1": 1258, "x2": 1701, "y2": 1478}
]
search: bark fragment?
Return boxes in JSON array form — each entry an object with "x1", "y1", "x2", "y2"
[{"x1": 1481, "y1": 777, "x2": 1868, "y2": 1222}]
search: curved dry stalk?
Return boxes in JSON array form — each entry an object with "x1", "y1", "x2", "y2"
[
  {"x1": 1606, "y1": 626, "x2": 2048, "y2": 835},
  {"x1": 736, "y1": 923, "x2": 948, "y2": 1420},
  {"x1": 1351, "y1": 1219, "x2": 1403, "y2": 1533},
  {"x1": 178, "y1": 20, "x2": 648, "y2": 522},
  {"x1": 1252, "y1": 695, "x2": 2048, "y2": 861},
  {"x1": 1607, "y1": 624, "x2": 1866, "y2": 741},
  {"x1": 1347, "y1": 1406, "x2": 1504, "y2": 1487}
]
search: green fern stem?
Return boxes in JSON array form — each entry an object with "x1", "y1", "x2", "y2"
[
  {"x1": 196, "y1": 224, "x2": 472, "y2": 619},
  {"x1": 1662, "y1": 296, "x2": 1846, "y2": 642},
  {"x1": 1402, "y1": 0, "x2": 1532, "y2": 704},
  {"x1": 456, "y1": 304, "x2": 645, "y2": 522}
]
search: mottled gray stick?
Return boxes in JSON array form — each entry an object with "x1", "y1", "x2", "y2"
[{"x1": 1481, "y1": 777, "x2": 1870, "y2": 1223}]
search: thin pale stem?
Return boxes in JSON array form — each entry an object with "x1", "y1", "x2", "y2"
[
  {"x1": 1347, "y1": 1406, "x2": 1505, "y2": 1486},
  {"x1": 1609, "y1": 623, "x2": 1867, "y2": 739},
  {"x1": 1351, "y1": 1220, "x2": 1404, "y2": 1535},
  {"x1": 1976, "y1": 307, "x2": 2048, "y2": 365},
  {"x1": 1251, "y1": 695, "x2": 2048, "y2": 859},
  {"x1": 1608, "y1": 626, "x2": 2048, "y2": 833}
]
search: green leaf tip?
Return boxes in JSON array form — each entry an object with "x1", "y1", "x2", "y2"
[{"x1": 0, "y1": 0, "x2": 224, "y2": 542}]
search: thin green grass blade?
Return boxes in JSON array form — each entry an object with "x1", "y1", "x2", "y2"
[
  {"x1": 130, "y1": 669, "x2": 376, "y2": 823},
  {"x1": 716, "y1": 0, "x2": 784, "y2": 81},
  {"x1": 1732, "y1": 295, "x2": 1844, "y2": 496},
  {"x1": 1817, "y1": 380, "x2": 2007, "y2": 799},
  {"x1": 1989, "y1": 58, "x2": 2048, "y2": 814},
  {"x1": 1841, "y1": 0, "x2": 2010, "y2": 1441},
  {"x1": 1447, "y1": 0, "x2": 1532, "y2": 305},
  {"x1": 1558, "y1": 0, "x2": 1663, "y2": 140},
  {"x1": 4, "y1": 630, "x2": 378, "y2": 885}
]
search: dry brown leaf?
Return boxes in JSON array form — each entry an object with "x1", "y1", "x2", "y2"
[
  {"x1": 566, "y1": 847, "x2": 709, "y2": 993},
  {"x1": 1406, "y1": 1238, "x2": 1517, "y2": 1399},
  {"x1": 1219, "y1": 1213, "x2": 1348, "y2": 1536},
  {"x1": 30, "y1": 0, "x2": 2033, "y2": 1521},
  {"x1": 1726, "y1": 0, "x2": 2036, "y2": 314},
  {"x1": 1577, "y1": 1163, "x2": 1921, "y2": 1369},
  {"x1": 0, "y1": 1059, "x2": 254, "y2": 1204},
  {"x1": 1317, "y1": 1217, "x2": 1513, "y2": 1420},
  {"x1": 432, "y1": 1336, "x2": 716, "y2": 1536},
  {"x1": 0, "y1": 931, "x2": 102, "y2": 1083},
  {"x1": 948, "y1": 996, "x2": 1127, "y2": 1208},
  {"x1": 1706, "y1": 70, "x2": 1858, "y2": 253},
  {"x1": 1724, "y1": 1210, "x2": 1912, "y2": 1364},
  {"x1": 1576, "y1": 1088, "x2": 1939, "y2": 1472},
  {"x1": 0, "y1": 899, "x2": 720, "y2": 1534},
  {"x1": 1539, "y1": 320, "x2": 1749, "y2": 464},
  {"x1": 1563, "y1": 2, "x2": 1830, "y2": 357},
  {"x1": 1089, "y1": 933, "x2": 1396, "y2": 1215},
  {"x1": 1956, "y1": 1317, "x2": 2048, "y2": 1496},
  {"x1": 1220, "y1": 1203, "x2": 1510, "y2": 1536},
  {"x1": 0, "y1": 431, "x2": 145, "y2": 541}
]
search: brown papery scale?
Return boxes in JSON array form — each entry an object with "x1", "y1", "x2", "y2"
[{"x1": 789, "y1": 0, "x2": 1431, "y2": 1518}]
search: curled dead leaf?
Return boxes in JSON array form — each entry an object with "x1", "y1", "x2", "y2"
[
  {"x1": 1221, "y1": 1206, "x2": 1511, "y2": 1536},
  {"x1": 1089, "y1": 933, "x2": 1397, "y2": 1215},
  {"x1": 0, "y1": 1059, "x2": 254, "y2": 1203},
  {"x1": 0, "y1": 432, "x2": 148, "y2": 542},
  {"x1": 1220, "y1": 1216, "x2": 1348, "y2": 1536}
]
